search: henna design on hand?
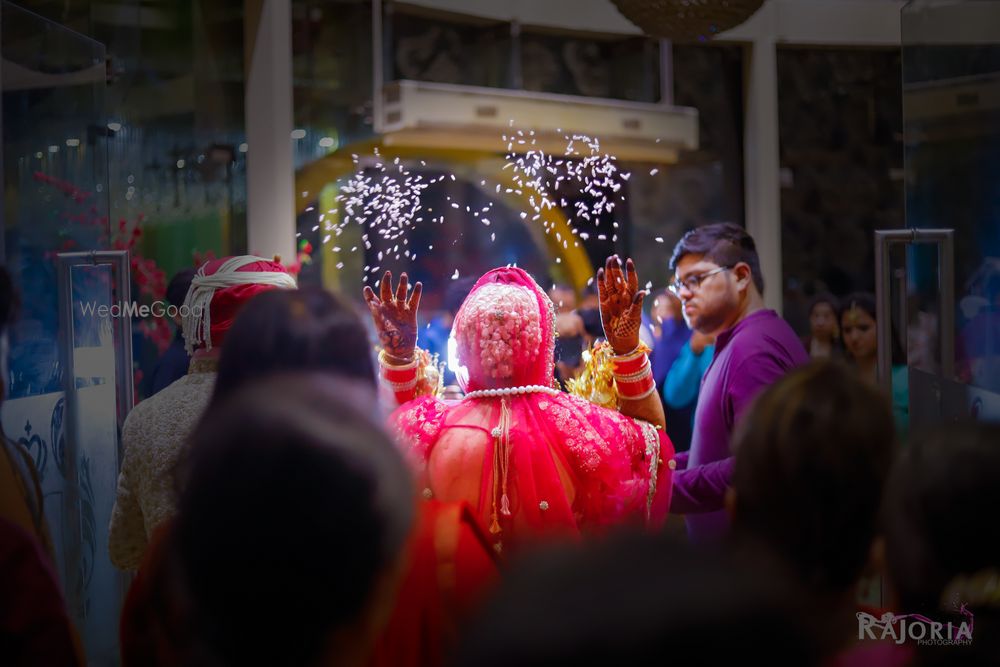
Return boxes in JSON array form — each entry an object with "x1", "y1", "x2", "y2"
[
  {"x1": 362, "y1": 270, "x2": 423, "y2": 360},
  {"x1": 597, "y1": 255, "x2": 647, "y2": 354}
]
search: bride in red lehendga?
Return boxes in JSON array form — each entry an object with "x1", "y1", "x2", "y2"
[{"x1": 364, "y1": 256, "x2": 675, "y2": 554}]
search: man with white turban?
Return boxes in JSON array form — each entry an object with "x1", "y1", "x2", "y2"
[{"x1": 109, "y1": 256, "x2": 296, "y2": 569}]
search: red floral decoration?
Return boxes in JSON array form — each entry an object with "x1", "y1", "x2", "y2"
[{"x1": 34, "y1": 172, "x2": 172, "y2": 355}]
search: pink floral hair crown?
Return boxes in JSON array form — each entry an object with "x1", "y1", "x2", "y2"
[{"x1": 454, "y1": 283, "x2": 542, "y2": 382}]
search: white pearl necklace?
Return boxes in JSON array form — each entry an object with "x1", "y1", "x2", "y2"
[{"x1": 463, "y1": 384, "x2": 561, "y2": 399}]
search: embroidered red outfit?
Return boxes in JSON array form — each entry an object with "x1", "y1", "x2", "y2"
[{"x1": 388, "y1": 267, "x2": 674, "y2": 552}]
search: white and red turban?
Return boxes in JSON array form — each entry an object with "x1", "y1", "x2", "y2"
[{"x1": 181, "y1": 256, "x2": 297, "y2": 353}]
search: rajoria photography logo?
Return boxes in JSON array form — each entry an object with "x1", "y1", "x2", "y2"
[
  {"x1": 79, "y1": 301, "x2": 204, "y2": 319},
  {"x1": 857, "y1": 605, "x2": 974, "y2": 647}
]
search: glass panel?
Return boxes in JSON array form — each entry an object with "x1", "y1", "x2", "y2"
[
  {"x1": 901, "y1": 0, "x2": 1000, "y2": 394},
  {"x1": 776, "y1": 47, "x2": 905, "y2": 335},
  {"x1": 92, "y1": 0, "x2": 248, "y2": 400},
  {"x1": 64, "y1": 261, "x2": 126, "y2": 666},
  {"x1": 633, "y1": 44, "x2": 745, "y2": 292},
  {"x1": 2, "y1": 1, "x2": 109, "y2": 399},
  {"x1": 293, "y1": 0, "x2": 375, "y2": 169},
  {"x1": 2, "y1": 6, "x2": 127, "y2": 664}
]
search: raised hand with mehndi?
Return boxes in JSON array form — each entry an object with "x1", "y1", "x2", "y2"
[
  {"x1": 597, "y1": 255, "x2": 648, "y2": 355},
  {"x1": 362, "y1": 270, "x2": 422, "y2": 364}
]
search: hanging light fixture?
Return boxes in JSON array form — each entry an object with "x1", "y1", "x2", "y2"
[{"x1": 610, "y1": 0, "x2": 764, "y2": 42}]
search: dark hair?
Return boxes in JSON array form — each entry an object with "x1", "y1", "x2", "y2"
[
  {"x1": 883, "y1": 421, "x2": 1000, "y2": 613},
  {"x1": 166, "y1": 268, "x2": 197, "y2": 308},
  {"x1": 730, "y1": 362, "x2": 896, "y2": 595},
  {"x1": 838, "y1": 291, "x2": 905, "y2": 363},
  {"x1": 454, "y1": 533, "x2": 825, "y2": 667},
  {"x1": 882, "y1": 422, "x2": 1000, "y2": 665},
  {"x1": 578, "y1": 307, "x2": 604, "y2": 339},
  {"x1": 669, "y1": 223, "x2": 764, "y2": 295},
  {"x1": 211, "y1": 287, "x2": 375, "y2": 406},
  {"x1": 838, "y1": 291, "x2": 875, "y2": 322},
  {"x1": 808, "y1": 292, "x2": 840, "y2": 316},
  {"x1": 174, "y1": 373, "x2": 414, "y2": 666}
]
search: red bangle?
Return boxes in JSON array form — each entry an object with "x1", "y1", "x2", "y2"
[
  {"x1": 612, "y1": 351, "x2": 649, "y2": 376},
  {"x1": 616, "y1": 375, "x2": 656, "y2": 400},
  {"x1": 382, "y1": 365, "x2": 418, "y2": 383},
  {"x1": 393, "y1": 389, "x2": 416, "y2": 403},
  {"x1": 614, "y1": 358, "x2": 655, "y2": 400}
]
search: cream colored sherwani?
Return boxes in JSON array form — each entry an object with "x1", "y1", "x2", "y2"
[{"x1": 108, "y1": 358, "x2": 216, "y2": 569}]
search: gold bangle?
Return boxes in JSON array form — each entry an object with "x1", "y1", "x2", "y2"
[
  {"x1": 378, "y1": 349, "x2": 418, "y2": 369},
  {"x1": 610, "y1": 343, "x2": 650, "y2": 364}
]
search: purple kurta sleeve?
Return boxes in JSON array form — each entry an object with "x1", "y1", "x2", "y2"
[
  {"x1": 668, "y1": 456, "x2": 733, "y2": 513},
  {"x1": 671, "y1": 354, "x2": 791, "y2": 514},
  {"x1": 673, "y1": 450, "x2": 690, "y2": 470}
]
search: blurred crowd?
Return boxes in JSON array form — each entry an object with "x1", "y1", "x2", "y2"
[{"x1": 0, "y1": 223, "x2": 996, "y2": 667}]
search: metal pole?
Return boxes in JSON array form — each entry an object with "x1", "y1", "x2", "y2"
[
  {"x1": 874, "y1": 230, "x2": 897, "y2": 393},
  {"x1": 55, "y1": 254, "x2": 83, "y2": 619},
  {"x1": 895, "y1": 266, "x2": 908, "y2": 364},
  {"x1": 372, "y1": 0, "x2": 384, "y2": 132},
  {"x1": 111, "y1": 252, "x2": 134, "y2": 445},
  {"x1": 659, "y1": 38, "x2": 673, "y2": 105},
  {"x1": 509, "y1": 19, "x2": 523, "y2": 90},
  {"x1": 875, "y1": 228, "x2": 956, "y2": 390},
  {"x1": 909, "y1": 229, "x2": 955, "y2": 379},
  {"x1": 936, "y1": 230, "x2": 955, "y2": 380}
]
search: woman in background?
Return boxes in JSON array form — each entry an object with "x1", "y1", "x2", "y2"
[
  {"x1": 802, "y1": 293, "x2": 844, "y2": 360},
  {"x1": 839, "y1": 292, "x2": 909, "y2": 434}
]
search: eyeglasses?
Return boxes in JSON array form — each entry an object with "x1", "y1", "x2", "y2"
[{"x1": 668, "y1": 266, "x2": 731, "y2": 296}]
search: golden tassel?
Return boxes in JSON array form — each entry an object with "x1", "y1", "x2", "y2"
[
  {"x1": 499, "y1": 398, "x2": 512, "y2": 517},
  {"x1": 488, "y1": 397, "x2": 513, "y2": 534}
]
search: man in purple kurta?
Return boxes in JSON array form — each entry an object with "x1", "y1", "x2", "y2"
[{"x1": 666, "y1": 223, "x2": 809, "y2": 542}]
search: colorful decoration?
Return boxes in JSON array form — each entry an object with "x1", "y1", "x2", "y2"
[
  {"x1": 565, "y1": 340, "x2": 619, "y2": 409},
  {"x1": 286, "y1": 238, "x2": 314, "y2": 276},
  {"x1": 33, "y1": 172, "x2": 172, "y2": 359}
]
